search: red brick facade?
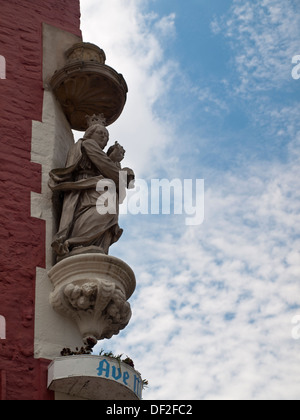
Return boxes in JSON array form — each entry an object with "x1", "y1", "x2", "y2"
[{"x1": 0, "y1": 0, "x2": 81, "y2": 400}]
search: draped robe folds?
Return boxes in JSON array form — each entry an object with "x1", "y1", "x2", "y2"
[{"x1": 49, "y1": 138, "x2": 126, "y2": 257}]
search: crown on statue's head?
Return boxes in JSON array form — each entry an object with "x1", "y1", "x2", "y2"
[{"x1": 86, "y1": 113, "x2": 107, "y2": 128}]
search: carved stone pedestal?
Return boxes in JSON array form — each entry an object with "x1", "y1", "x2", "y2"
[
  {"x1": 49, "y1": 42, "x2": 128, "y2": 131},
  {"x1": 48, "y1": 254, "x2": 136, "y2": 346}
]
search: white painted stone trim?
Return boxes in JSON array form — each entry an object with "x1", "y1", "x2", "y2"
[{"x1": 31, "y1": 24, "x2": 83, "y2": 359}]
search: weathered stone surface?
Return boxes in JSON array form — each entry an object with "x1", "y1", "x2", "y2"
[
  {"x1": 32, "y1": 23, "x2": 84, "y2": 365},
  {"x1": 48, "y1": 254, "x2": 136, "y2": 345},
  {"x1": 49, "y1": 115, "x2": 135, "y2": 260},
  {"x1": 50, "y1": 42, "x2": 128, "y2": 130}
]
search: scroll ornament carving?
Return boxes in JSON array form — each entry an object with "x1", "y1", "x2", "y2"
[{"x1": 50, "y1": 279, "x2": 132, "y2": 345}]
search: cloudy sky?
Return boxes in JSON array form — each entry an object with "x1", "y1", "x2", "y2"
[{"x1": 78, "y1": 0, "x2": 300, "y2": 400}]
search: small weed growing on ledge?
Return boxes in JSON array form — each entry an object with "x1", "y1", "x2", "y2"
[{"x1": 60, "y1": 346, "x2": 92, "y2": 356}]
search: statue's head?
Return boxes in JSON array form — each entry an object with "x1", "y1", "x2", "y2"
[{"x1": 83, "y1": 114, "x2": 109, "y2": 149}]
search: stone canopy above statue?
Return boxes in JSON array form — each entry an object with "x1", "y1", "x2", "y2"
[{"x1": 50, "y1": 42, "x2": 128, "y2": 131}]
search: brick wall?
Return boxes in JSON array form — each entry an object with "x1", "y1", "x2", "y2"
[{"x1": 0, "y1": 0, "x2": 81, "y2": 400}]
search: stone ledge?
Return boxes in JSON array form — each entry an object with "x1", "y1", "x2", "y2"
[{"x1": 48, "y1": 355, "x2": 143, "y2": 400}]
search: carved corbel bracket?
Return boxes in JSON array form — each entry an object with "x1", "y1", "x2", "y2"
[{"x1": 48, "y1": 254, "x2": 136, "y2": 347}]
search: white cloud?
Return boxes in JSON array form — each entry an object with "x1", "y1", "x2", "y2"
[
  {"x1": 154, "y1": 13, "x2": 176, "y2": 38},
  {"x1": 213, "y1": 0, "x2": 300, "y2": 93},
  {"x1": 194, "y1": 86, "x2": 230, "y2": 115},
  {"x1": 77, "y1": 0, "x2": 300, "y2": 400},
  {"x1": 101, "y1": 151, "x2": 300, "y2": 400}
]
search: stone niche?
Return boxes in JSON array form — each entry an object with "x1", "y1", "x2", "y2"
[{"x1": 46, "y1": 38, "x2": 136, "y2": 349}]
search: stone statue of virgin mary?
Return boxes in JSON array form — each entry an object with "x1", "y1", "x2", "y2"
[{"x1": 49, "y1": 114, "x2": 134, "y2": 261}]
